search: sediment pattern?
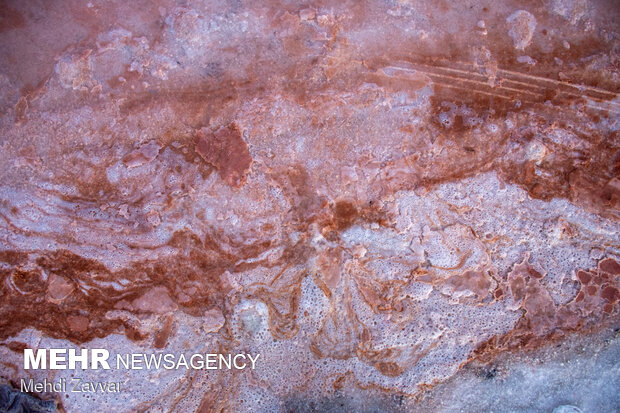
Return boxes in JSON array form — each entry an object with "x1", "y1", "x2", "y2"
[{"x1": 0, "y1": 0, "x2": 618, "y2": 411}]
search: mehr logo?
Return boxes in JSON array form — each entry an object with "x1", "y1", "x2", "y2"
[{"x1": 24, "y1": 349, "x2": 110, "y2": 370}]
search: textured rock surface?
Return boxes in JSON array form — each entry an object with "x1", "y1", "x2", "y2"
[
  {"x1": 0, "y1": 384, "x2": 57, "y2": 413},
  {"x1": 418, "y1": 329, "x2": 620, "y2": 412},
  {"x1": 0, "y1": 0, "x2": 619, "y2": 411}
]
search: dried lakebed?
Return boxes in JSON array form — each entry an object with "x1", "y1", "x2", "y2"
[{"x1": 0, "y1": 0, "x2": 619, "y2": 411}]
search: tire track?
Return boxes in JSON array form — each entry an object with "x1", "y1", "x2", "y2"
[{"x1": 373, "y1": 60, "x2": 619, "y2": 114}]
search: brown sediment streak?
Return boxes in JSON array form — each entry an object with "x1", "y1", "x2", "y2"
[
  {"x1": 360, "y1": 46, "x2": 619, "y2": 214},
  {"x1": 0, "y1": 230, "x2": 268, "y2": 343},
  {"x1": 0, "y1": 192, "x2": 395, "y2": 344}
]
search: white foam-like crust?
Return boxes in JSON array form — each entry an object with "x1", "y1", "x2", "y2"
[{"x1": 1, "y1": 170, "x2": 618, "y2": 411}]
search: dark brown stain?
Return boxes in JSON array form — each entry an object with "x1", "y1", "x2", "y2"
[
  {"x1": 195, "y1": 123, "x2": 253, "y2": 187},
  {"x1": 333, "y1": 200, "x2": 357, "y2": 230},
  {"x1": 153, "y1": 315, "x2": 175, "y2": 349},
  {"x1": 0, "y1": 3, "x2": 25, "y2": 33}
]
